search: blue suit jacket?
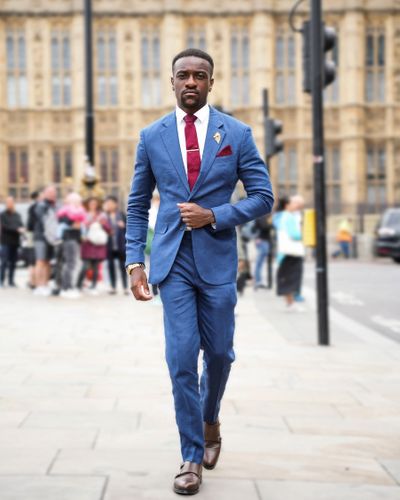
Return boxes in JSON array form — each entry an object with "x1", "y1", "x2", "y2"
[{"x1": 125, "y1": 106, "x2": 274, "y2": 285}]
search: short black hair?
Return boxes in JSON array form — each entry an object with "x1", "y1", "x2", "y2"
[
  {"x1": 105, "y1": 195, "x2": 118, "y2": 203},
  {"x1": 172, "y1": 48, "x2": 214, "y2": 76}
]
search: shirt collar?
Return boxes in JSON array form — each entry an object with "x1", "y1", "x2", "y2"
[{"x1": 176, "y1": 103, "x2": 210, "y2": 124}]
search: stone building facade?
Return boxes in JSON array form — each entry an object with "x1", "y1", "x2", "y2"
[{"x1": 0, "y1": 0, "x2": 399, "y2": 225}]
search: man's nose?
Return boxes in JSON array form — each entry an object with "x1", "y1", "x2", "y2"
[{"x1": 185, "y1": 74, "x2": 197, "y2": 87}]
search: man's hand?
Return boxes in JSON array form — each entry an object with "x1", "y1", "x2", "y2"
[
  {"x1": 177, "y1": 203, "x2": 215, "y2": 229},
  {"x1": 130, "y1": 268, "x2": 152, "y2": 301}
]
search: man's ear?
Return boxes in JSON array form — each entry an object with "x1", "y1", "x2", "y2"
[
  {"x1": 170, "y1": 76, "x2": 174, "y2": 90},
  {"x1": 209, "y1": 78, "x2": 214, "y2": 91}
]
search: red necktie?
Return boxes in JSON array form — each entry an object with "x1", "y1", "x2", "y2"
[{"x1": 184, "y1": 114, "x2": 201, "y2": 190}]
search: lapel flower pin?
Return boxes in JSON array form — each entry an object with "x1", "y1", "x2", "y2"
[{"x1": 213, "y1": 132, "x2": 221, "y2": 144}]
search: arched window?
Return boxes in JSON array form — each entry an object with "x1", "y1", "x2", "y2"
[
  {"x1": 230, "y1": 27, "x2": 250, "y2": 108},
  {"x1": 365, "y1": 28, "x2": 385, "y2": 103},
  {"x1": 51, "y1": 30, "x2": 71, "y2": 106},
  {"x1": 6, "y1": 30, "x2": 28, "y2": 107},
  {"x1": 96, "y1": 28, "x2": 118, "y2": 106},
  {"x1": 141, "y1": 28, "x2": 161, "y2": 108},
  {"x1": 274, "y1": 29, "x2": 296, "y2": 105}
]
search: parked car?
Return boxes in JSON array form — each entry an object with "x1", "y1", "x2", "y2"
[{"x1": 374, "y1": 208, "x2": 400, "y2": 263}]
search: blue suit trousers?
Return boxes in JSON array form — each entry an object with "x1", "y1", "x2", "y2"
[{"x1": 159, "y1": 232, "x2": 236, "y2": 464}]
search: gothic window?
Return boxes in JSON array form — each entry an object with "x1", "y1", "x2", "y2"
[
  {"x1": 230, "y1": 27, "x2": 250, "y2": 108},
  {"x1": 326, "y1": 146, "x2": 341, "y2": 213},
  {"x1": 186, "y1": 27, "x2": 206, "y2": 50},
  {"x1": 365, "y1": 29, "x2": 385, "y2": 103},
  {"x1": 96, "y1": 29, "x2": 118, "y2": 106},
  {"x1": 275, "y1": 29, "x2": 296, "y2": 105},
  {"x1": 51, "y1": 31, "x2": 72, "y2": 106},
  {"x1": 8, "y1": 148, "x2": 29, "y2": 200},
  {"x1": 52, "y1": 148, "x2": 73, "y2": 198},
  {"x1": 99, "y1": 147, "x2": 120, "y2": 198},
  {"x1": 366, "y1": 145, "x2": 387, "y2": 210},
  {"x1": 6, "y1": 30, "x2": 28, "y2": 107},
  {"x1": 141, "y1": 28, "x2": 161, "y2": 108},
  {"x1": 277, "y1": 147, "x2": 298, "y2": 195}
]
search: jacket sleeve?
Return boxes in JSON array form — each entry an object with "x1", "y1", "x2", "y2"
[
  {"x1": 211, "y1": 127, "x2": 274, "y2": 231},
  {"x1": 125, "y1": 130, "x2": 156, "y2": 266}
]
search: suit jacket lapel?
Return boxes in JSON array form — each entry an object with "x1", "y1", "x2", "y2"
[
  {"x1": 189, "y1": 108, "x2": 225, "y2": 199},
  {"x1": 160, "y1": 113, "x2": 190, "y2": 194}
]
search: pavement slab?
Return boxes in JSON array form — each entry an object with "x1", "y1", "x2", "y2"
[
  {"x1": 0, "y1": 275, "x2": 400, "y2": 499},
  {"x1": 256, "y1": 480, "x2": 400, "y2": 500},
  {"x1": 0, "y1": 475, "x2": 106, "y2": 500}
]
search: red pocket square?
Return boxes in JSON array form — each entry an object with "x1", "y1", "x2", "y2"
[{"x1": 216, "y1": 145, "x2": 233, "y2": 157}]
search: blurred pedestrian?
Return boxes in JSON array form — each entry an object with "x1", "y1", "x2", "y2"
[
  {"x1": 276, "y1": 195, "x2": 305, "y2": 312},
  {"x1": 332, "y1": 218, "x2": 352, "y2": 259},
  {"x1": 146, "y1": 190, "x2": 161, "y2": 302},
  {"x1": 26, "y1": 190, "x2": 40, "y2": 289},
  {"x1": 103, "y1": 196, "x2": 128, "y2": 295},
  {"x1": 236, "y1": 225, "x2": 248, "y2": 296},
  {"x1": 77, "y1": 197, "x2": 110, "y2": 295},
  {"x1": 57, "y1": 192, "x2": 86, "y2": 298},
  {"x1": 253, "y1": 215, "x2": 273, "y2": 290},
  {"x1": 33, "y1": 185, "x2": 58, "y2": 296},
  {"x1": 0, "y1": 196, "x2": 24, "y2": 288}
]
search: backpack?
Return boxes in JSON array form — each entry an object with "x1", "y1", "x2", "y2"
[{"x1": 43, "y1": 208, "x2": 60, "y2": 246}]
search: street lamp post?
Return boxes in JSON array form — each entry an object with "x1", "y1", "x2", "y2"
[{"x1": 84, "y1": 0, "x2": 94, "y2": 166}]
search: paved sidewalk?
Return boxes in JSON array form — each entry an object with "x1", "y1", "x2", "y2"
[{"x1": 0, "y1": 281, "x2": 399, "y2": 500}]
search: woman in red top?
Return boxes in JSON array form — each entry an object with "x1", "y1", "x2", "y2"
[{"x1": 76, "y1": 197, "x2": 110, "y2": 294}]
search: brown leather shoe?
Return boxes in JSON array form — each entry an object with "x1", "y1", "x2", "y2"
[
  {"x1": 203, "y1": 420, "x2": 222, "y2": 470},
  {"x1": 173, "y1": 461, "x2": 202, "y2": 495}
]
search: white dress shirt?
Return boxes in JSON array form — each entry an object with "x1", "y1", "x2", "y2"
[{"x1": 175, "y1": 104, "x2": 210, "y2": 173}]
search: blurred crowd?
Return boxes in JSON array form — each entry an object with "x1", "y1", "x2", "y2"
[
  {"x1": 236, "y1": 193, "x2": 307, "y2": 312},
  {"x1": 0, "y1": 186, "x2": 128, "y2": 298},
  {"x1": 1, "y1": 187, "x2": 351, "y2": 309}
]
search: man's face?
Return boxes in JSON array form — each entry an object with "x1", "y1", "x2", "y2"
[
  {"x1": 104, "y1": 199, "x2": 116, "y2": 213},
  {"x1": 5, "y1": 197, "x2": 14, "y2": 211},
  {"x1": 45, "y1": 186, "x2": 57, "y2": 203},
  {"x1": 171, "y1": 56, "x2": 214, "y2": 113}
]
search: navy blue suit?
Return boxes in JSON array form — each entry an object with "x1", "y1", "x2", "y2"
[{"x1": 126, "y1": 106, "x2": 273, "y2": 463}]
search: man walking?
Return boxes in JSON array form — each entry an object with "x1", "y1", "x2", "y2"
[
  {"x1": 125, "y1": 48, "x2": 274, "y2": 495},
  {"x1": 33, "y1": 185, "x2": 57, "y2": 296},
  {"x1": 0, "y1": 196, "x2": 24, "y2": 287}
]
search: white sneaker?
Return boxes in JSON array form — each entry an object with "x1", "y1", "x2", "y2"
[
  {"x1": 88, "y1": 288, "x2": 100, "y2": 296},
  {"x1": 33, "y1": 286, "x2": 51, "y2": 297}
]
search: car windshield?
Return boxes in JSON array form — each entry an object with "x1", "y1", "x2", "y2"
[{"x1": 382, "y1": 210, "x2": 400, "y2": 230}]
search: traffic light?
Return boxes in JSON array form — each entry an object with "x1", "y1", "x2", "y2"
[
  {"x1": 323, "y1": 24, "x2": 336, "y2": 87},
  {"x1": 302, "y1": 20, "x2": 337, "y2": 94},
  {"x1": 265, "y1": 118, "x2": 283, "y2": 158}
]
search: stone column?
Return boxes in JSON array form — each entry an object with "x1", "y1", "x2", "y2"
[
  {"x1": 162, "y1": 13, "x2": 184, "y2": 109},
  {"x1": 340, "y1": 10, "x2": 366, "y2": 212},
  {"x1": 71, "y1": 12, "x2": 85, "y2": 190}
]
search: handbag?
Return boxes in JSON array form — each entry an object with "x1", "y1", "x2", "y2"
[
  {"x1": 86, "y1": 221, "x2": 108, "y2": 246},
  {"x1": 277, "y1": 228, "x2": 305, "y2": 257}
]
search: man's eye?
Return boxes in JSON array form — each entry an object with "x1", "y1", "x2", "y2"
[{"x1": 197, "y1": 73, "x2": 206, "y2": 79}]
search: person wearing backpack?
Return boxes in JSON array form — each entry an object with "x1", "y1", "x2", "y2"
[{"x1": 77, "y1": 197, "x2": 110, "y2": 294}]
